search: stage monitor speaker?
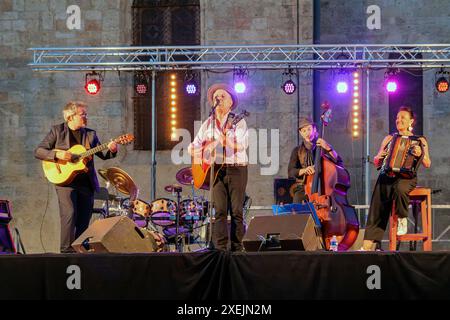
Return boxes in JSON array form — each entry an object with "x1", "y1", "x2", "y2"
[
  {"x1": 243, "y1": 214, "x2": 319, "y2": 252},
  {"x1": 72, "y1": 216, "x2": 156, "y2": 253},
  {"x1": 274, "y1": 178, "x2": 296, "y2": 204}
]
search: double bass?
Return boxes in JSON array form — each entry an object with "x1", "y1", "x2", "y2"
[{"x1": 304, "y1": 102, "x2": 359, "y2": 251}]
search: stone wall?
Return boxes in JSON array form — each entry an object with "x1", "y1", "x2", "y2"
[{"x1": 0, "y1": 0, "x2": 133, "y2": 252}]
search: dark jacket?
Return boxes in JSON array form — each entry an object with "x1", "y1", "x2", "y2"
[
  {"x1": 34, "y1": 122, "x2": 117, "y2": 192},
  {"x1": 288, "y1": 142, "x2": 343, "y2": 183}
]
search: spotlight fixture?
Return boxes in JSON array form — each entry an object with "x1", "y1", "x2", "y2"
[
  {"x1": 85, "y1": 71, "x2": 103, "y2": 95},
  {"x1": 336, "y1": 81, "x2": 348, "y2": 93},
  {"x1": 233, "y1": 67, "x2": 248, "y2": 94},
  {"x1": 134, "y1": 71, "x2": 148, "y2": 95},
  {"x1": 184, "y1": 70, "x2": 198, "y2": 95},
  {"x1": 334, "y1": 67, "x2": 350, "y2": 94},
  {"x1": 282, "y1": 80, "x2": 297, "y2": 94},
  {"x1": 436, "y1": 77, "x2": 449, "y2": 93},
  {"x1": 435, "y1": 68, "x2": 449, "y2": 93},
  {"x1": 384, "y1": 68, "x2": 399, "y2": 93},
  {"x1": 281, "y1": 68, "x2": 297, "y2": 95}
]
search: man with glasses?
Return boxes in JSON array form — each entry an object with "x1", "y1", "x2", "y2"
[{"x1": 35, "y1": 101, "x2": 118, "y2": 253}]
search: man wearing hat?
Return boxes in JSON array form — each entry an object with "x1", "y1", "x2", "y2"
[
  {"x1": 188, "y1": 83, "x2": 248, "y2": 251},
  {"x1": 287, "y1": 117, "x2": 342, "y2": 203}
]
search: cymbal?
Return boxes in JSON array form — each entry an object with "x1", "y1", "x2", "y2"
[
  {"x1": 176, "y1": 167, "x2": 209, "y2": 190},
  {"x1": 176, "y1": 167, "x2": 193, "y2": 186},
  {"x1": 105, "y1": 167, "x2": 138, "y2": 197},
  {"x1": 98, "y1": 169, "x2": 108, "y2": 181},
  {"x1": 164, "y1": 184, "x2": 183, "y2": 193}
]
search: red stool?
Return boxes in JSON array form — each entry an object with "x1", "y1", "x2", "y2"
[{"x1": 389, "y1": 187, "x2": 432, "y2": 251}]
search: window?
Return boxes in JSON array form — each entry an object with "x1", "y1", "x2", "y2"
[{"x1": 132, "y1": 0, "x2": 201, "y2": 150}]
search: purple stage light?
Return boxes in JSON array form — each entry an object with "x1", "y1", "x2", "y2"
[
  {"x1": 185, "y1": 82, "x2": 197, "y2": 95},
  {"x1": 282, "y1": 80, "x2": 296, "y2": 95},
  {"x1": 386, "y1": 81, "x2": 398, "y2": 93},
  {"x1": 234, "y1": 81, "x2": 246, "y2": 93},
  {"x1": 336, "y1": 81, "x2": 348, "y2": 93}
]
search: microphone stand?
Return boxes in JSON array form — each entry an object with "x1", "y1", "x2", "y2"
[
  {"x1": 173, "y1": 185, "x2": 183, "y2": 252},
  {"x1": 206, "y1": 100, "x2": 220, "y2": 250}
]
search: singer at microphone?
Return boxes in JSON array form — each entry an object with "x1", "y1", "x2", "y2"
[{"x1": 187, "y1": 83, "x2": 249, "y2": 252}]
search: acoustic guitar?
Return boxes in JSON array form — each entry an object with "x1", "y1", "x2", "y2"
[
  {"x1": 42, "y1": 134, "x2": 134, "y2": 186},
  {"x1": 192, "y1": 111, "x2": 249, "y2": 190}
]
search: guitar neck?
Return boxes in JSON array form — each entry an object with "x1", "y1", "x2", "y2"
[{"x1": 79, "y1": 142, "x2": 110, "y2": 159}]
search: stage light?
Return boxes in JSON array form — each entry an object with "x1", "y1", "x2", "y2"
[
  {"x1": 336, "y1": 81, "x2": 348, "y2": 93},
  {"x1": 436, "y1": 77, "x2": 449, "y2": 93},
  {"x1": 184, "y1": 70, "x2": 199, "y2": 96},
  {"x1": 170, "y1": 73, "x2": 178, "y2": 141},
  {"x1": 233, "y1": 67, "x2": 248, "y2": 94},
  {"x1": 234, "y1": 81, "x2": 246, "y2": 93},
  {"x1": 84, "y1": 71, "x2": 103, "y2": 95},
  {"x1": 134, "y1": 71, "x2": 148, "y2": 95},
  {"x1": 386, "y1": 81, "x2": 397, "y2": 93},
  {"x1": 281, "y1": 68, "x2": 297, "y2": 95},
  {"x1": 282, "y1": 79, "x2": 296, "y2": 95},
  {"x1": 384, "y1": 69, "x2": 399, "y2": 93},
  {"x1": 85, "y1": 79, "x2": 100, "y2": 95},
  {"x1": 185, "y1": 82, "x2": 197, "y2": 95},
  {"x1": 351, "y1": 70, "x2": 361, "y2": 139}
]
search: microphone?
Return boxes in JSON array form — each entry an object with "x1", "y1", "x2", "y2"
[{"x1": 210, "y1": 97, "x2": 220, "y2": 117}]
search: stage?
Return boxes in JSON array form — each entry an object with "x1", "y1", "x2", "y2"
[{"x1": 1, "y1": 251, "x2": 449, "y2": 300}]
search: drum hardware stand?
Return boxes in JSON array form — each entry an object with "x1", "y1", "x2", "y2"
[{"x1": 172, "y1": 185, "x2": 184, "y2": 252}]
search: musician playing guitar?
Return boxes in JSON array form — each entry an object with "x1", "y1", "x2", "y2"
[
  {"x1": 362, "y1": 106, "x2": 431, "y2": 251},
  {"x1": 34, "y1": 101, "x2": 119, "y2": 253},
  {"x1": 188, "y1": 83, "x2": 248, "y2": 252}
]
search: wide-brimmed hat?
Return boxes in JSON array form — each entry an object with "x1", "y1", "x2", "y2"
[
  {"x1": 298, "y1": 117, "x2": 315, "y2": 130},
  {"x1": 207, "y1": 83, "x2": 238, "y2": 110}
]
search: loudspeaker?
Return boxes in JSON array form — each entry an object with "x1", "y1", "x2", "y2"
[
  {"x1": 72, "y1": 216, "x2": 156, "y2": 253},
  {"x1": 243, "y1": 215, "x2": 319, "y2": 251},
  {"x1": 274, "y1": 178, "x2": 296, "y2": 204}
]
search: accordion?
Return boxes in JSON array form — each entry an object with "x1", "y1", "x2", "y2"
[{"x1": 381, "y1": 134, "x2": 423, "y2": 178}]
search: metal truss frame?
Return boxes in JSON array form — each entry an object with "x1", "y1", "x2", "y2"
[
  {"x1": 28, "y1": 44, "x2": 450, "y2": 209},
  {"x1": 29, "y1": 44, "x2": 450, "y2": 71}
]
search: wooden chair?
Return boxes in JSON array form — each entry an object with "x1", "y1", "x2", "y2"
[{"x1": 389, "y1": 187, "x2": 432, "y2": 251}]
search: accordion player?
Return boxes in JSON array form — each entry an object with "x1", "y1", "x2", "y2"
[{"x1": 379, "y1": 133, "x2": 424, "y2": 178}]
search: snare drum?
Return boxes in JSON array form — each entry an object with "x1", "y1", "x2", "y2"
[{"x1": 150, "y1": 198, "x2": 178, "y2": 227}]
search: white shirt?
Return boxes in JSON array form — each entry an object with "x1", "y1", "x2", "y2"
[{"x1": 188, "y1": 112, "x2": 248, "y2": 165}]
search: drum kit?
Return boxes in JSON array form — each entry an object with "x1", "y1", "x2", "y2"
[{"x1": 95, "y1": 166, "x2": 210, "y2": 252}]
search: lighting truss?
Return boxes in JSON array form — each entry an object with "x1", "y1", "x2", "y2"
[{"x1": 29, "y1": 44, "x2": 450, "y2": 72}]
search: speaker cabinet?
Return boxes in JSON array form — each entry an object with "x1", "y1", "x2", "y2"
[
  {"x1": 72, "y1": 216, "x2": 156, "y2": 253},
  {"x1": 243, "y1": 215, "x2": 319, "y2": 251}
]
